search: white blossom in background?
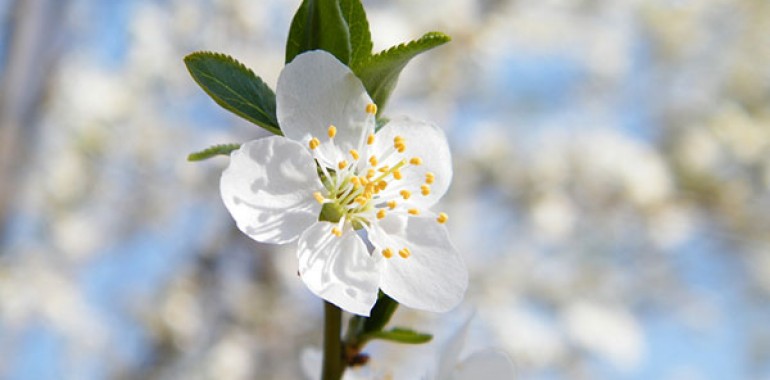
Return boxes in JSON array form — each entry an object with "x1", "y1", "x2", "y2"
[
  {"x1": 220, "y1": 50, "x2": 467, "y2": 316},
  {"x1": 428, "y1": 316, "x2": 515, "y2": 380}
]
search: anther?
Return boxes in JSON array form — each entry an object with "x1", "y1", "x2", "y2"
[
  {"x1": 394, "y1": 136, "x2": 406, "y2": 153},
  {"x1": 437, "y1": 212, "x2": 448, "y2": 224},
  {"x1": 387, "y1": 200, "x2": 397, "y2": 209},
  {"x1": 369, "y1": 155, "x2": 378, "y2": 166},
  {"x1": 409, "y1": 157, "x2": 423, "y2": 165},
  {"x1": 355, "y1": 196, "x2": 368, "y2": 206},
  {"x1": 378, "y1": 165, "x2": 390, "y2": 173},
  {"x1": 367, "y1": 134, "x2": 375, "y2": 145},
  {"x1": 313, "y1": 192, "x2": 325, "y2": 204},
  {"x1": 420, "y1": 185, "x2": 431, "y2": 196},
  {"x1": 377, "y1": 209, "x2": 386, "y2": 219},
  {"x1": 350, "y1": 149, "x2": 360, "y2": 160},
  {"x1": 425, "y1": 172, "x2": 435, "y2": 184},
  {"x1": 400, "y1": 190, "x2": 411, "y2": 200},
  {"x1": 338, "y1": 160, "x2": 348, "y2": 170},
  {"x1": 393, "y1": 170, "x2": 403, "y2": 180},
  {"x1": 398, "y1": 247, "x2": 411, "y2": 259},
  {"x1": 328, "y1": 125, "x2": 337, "y2": 138},
  {"x1": 331, "y1": 227, "x2": 342, "y2": 237},
  {"x1": 408, "y1": 208, "x2": 420, "y2": 215},
  {"x1": 367, "y1": 169, "x2": 376, "y2": 179},
  {"x1": 366, "y1": 103, "x2": 378, "y2": 115},
  {"x1": 309, "y1": 137, "x2": 320, "y2": 150},
  {"x1": 382, "y1": 248, "x2": 393, "y2": 258},
  {"x1": 377, "y1": 180, "x2": 388, "y2": 190}
]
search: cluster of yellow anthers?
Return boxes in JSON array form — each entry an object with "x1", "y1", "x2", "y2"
[{"x1": 309, "y1": 104, "x2": 449, "y2": 259}]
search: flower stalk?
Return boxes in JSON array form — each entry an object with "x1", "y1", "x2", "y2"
[{"x1": 322, "y1": 301, "x2": 345, "y2": 380}]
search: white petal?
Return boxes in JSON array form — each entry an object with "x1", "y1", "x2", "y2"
[
  {"x1": 369, "y1": 215, "x2": 467, "y2": 312},
  {"x1": 297, "y1": 222, "x2": 380, "y2": 316},
  {"x1": 220, "y1": 136, "x2": 324, "y2": 244},
  {"x1": 277, "y1": 50, "x2": 374, "y2": 167},
  {"x1": 437, "y1": 317, "x2": 473, "y2": 380},
  {"x1": 453, "y1": 350, "x2": 516, "y2": 380},
  {"x1": 372, "y1": 118, "x2": 452, "y2": 208}
]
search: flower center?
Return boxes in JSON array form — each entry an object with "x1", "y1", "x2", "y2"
[{"x1": 308, "y1": 103, "x2": 449, "y2": 256}]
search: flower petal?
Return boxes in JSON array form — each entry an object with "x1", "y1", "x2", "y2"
[
  {"x1": 369, "y1": 215, "x2": 467, "y2": 312},
  {"x1": 277, "y1": 50, "x2": 374, "y2": 167},
  {"x1": 372, "y1": 118, "x2": 452, "y2": 208},
  {"x1": 437, "y1": 316, "x2": 473, "y2": 380},
  {"x1": 297, "y1": 222, "x2": 380, "y2": 316},
  {"x1": 220, "y1": 136, "x2": 324, "y2": 244}
]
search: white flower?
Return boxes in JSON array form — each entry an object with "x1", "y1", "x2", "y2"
[
  {"x1": 431, "y1": 317, "x2": 516, "y2": 380},
  {"x1": 220, "y1": 50, "x2": 467, "y2": 316}
]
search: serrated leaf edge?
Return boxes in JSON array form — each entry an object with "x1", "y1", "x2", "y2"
[
  {"x1": 354, "y1": 31, "x2": 450, "y2": 70},
  {"x1": 184, "y1": 52, "x2": 281, "y2": 135}
]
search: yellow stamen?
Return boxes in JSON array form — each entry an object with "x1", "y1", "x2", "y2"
[
  {"x1": 351, "y1": 177, "x2": 361, "y2": 186},
  {"x1": 369, "y1": 155, "x2": 378, "y2": 166},
  {"x1": 331, "y1": 227, "x2": 342, "y2": 237},
  {"x1": 382, "y1": 248, "x2": 393, "y2": 258},
  {"x1": 377, "y1": 180, "x2": 388, "y2": 190},
  {"x1": 313, "y1": 192, "x2": 325, "y2": 204},
  {"x1": 387, "y1": 200, "x2": 397, "y2": 209},
  {"x1": 425, "y1": 172, "x2": 435, "y2": 184},
  {"x1": 338, "y1": 160, "x2": 348, "y2": 170},
  {"x1": 366, "y1": 103, "x2": 378, "y2": 115},
  {"x1": 378, "y1": 165, "x2": 390, "y2": 173},
  {"x1": 359, "y1": 176, "x2": 369, "y2": 186},
  {"x1": 328, "y1": 125, "x2": 337, "y2": 138},
  {"x1": 420, "y1": 185, "x2": 431, "y2": 196},
  {"x1": 355, "y1": 196, "x2": 368, "y2": 206},
  {"x1": 367, "y1": 134, "x2": 375, "y2": 145},
  {"x1": 409, "y1": 157, "x2": 423, "y2": 165},
  {"x1": 394, "y1": 136, "x2": 406, "y2": 153},
  {"x1": 393, "y1": 170, "x2": 403, "y2": 180},
  {"x1": 366, "y1": 169, "x2": 376, "y2": 179},
  {"x1": 437, "y1": 212, "x2": 448, "y2": 224},
  {"x1": 350, "y1": 149, "x2": 360, "y2": 160},
  {"x1": 377, "y1": 209, "x2": 386, "y2": 219},
  {"x1": 309, "y1": 137, "x2": 320, "y2": 150},
  {"x1": 400, "y1": 190, "x2": 411, "y2": 200},
  {"x1": 398, "y1": 247, "x2": 411, "y2": 259},
  {"x1": 408, "y1": 208, "x2": 420, "y2": 215}
]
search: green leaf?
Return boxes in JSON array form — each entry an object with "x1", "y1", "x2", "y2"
[
  {"x1": 187, "y1": 143, "x2": 241, "y2": 161},
  {"x1": 365, "y1": 327, "x2": 432, "y2": 344},
  {"x1": 339, "y1": 0, "x2": 372, "y2": 67},
  {"x1": 184, "y1": 52, "x2": 281, "y2": 135},
  {"x1": 354, "y1": 32, "x2": 451, "y2": 113},
  {"x1": 285, "y1": 0, "x2": 351, "y2": 65}
]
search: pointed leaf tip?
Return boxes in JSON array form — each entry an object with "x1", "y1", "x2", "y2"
[
  {"x1": 187, "y1": 143, "x2": 241, "y2": 161},
  {"x1": 365, "y1": 327, "x2": 433, "y2": 344},
  {"x1": 184, "y1": 51, "x2": 281, "y2": 135},
  {"x1": 353, "y1": 31, "x2": 451, "y2": 112}
]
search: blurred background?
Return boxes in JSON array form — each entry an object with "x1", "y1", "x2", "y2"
[{"x1": 1, "y1": 0, "x2": 769, "y2": 378}]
